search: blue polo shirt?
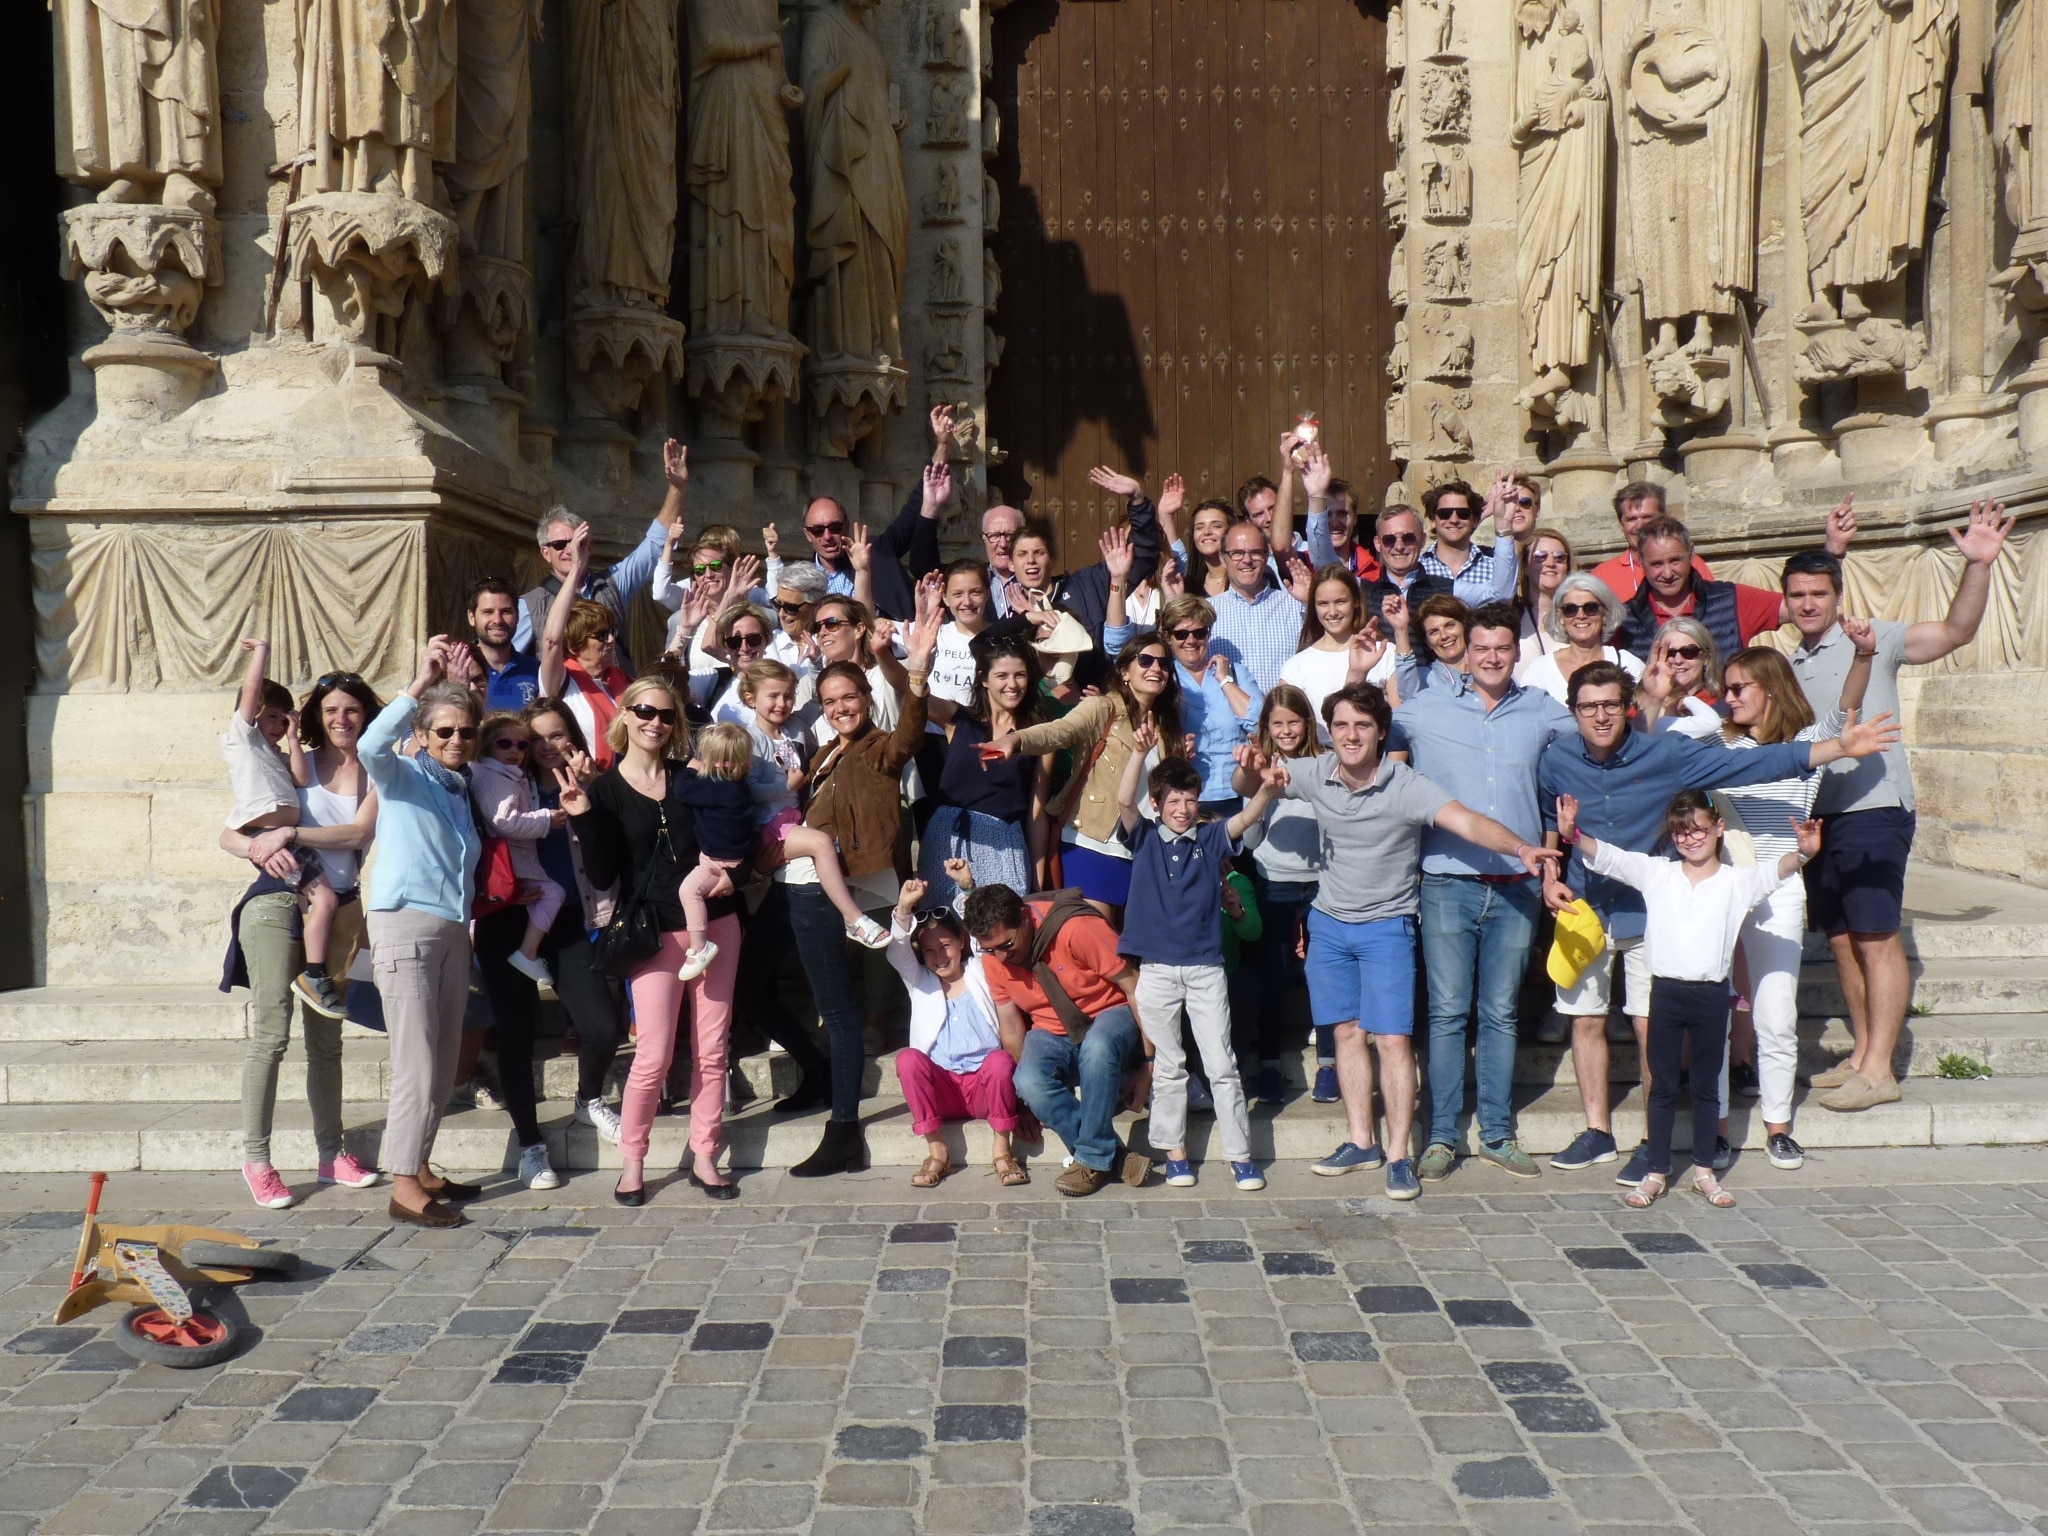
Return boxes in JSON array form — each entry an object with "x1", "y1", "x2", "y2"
[
  {"x1": 482, "y1": 652, "x2": 542, "y2": 712},
  {"x1": 1390, "y1": 672, "x2": 1575, "y2": 876},
  {"x1": 1536, "y1": 726, "x2": 1814, "y2": 938},
  {"x1": 1118, "y1": 818, "x2": 1239, "y2": 967}
]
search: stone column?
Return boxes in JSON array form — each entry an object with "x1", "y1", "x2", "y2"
[{"x1": 60, "y1": 206, "x2": 221, "y2": 439}]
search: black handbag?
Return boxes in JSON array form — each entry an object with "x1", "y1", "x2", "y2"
[{"x1": 592, "y1": 802, "x2": 672, "y2": 981}]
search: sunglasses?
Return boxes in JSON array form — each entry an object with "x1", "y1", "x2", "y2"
[
  {"x1": 1557, "y1": 601, "x2": 1604, "y2": 618},
  {"x1": 1432, "y1": 505, "x2": 1477, "y2": 521},
  {"x1": 1664, "y1": 644, "x2": 1704, "y2": 661},
  {"x1": 492, "y1": 736, "x2": 529, "y2": 752},
  {"x1": 729, "y1": 631, "x2": 768, "y2": 650},
  {"x1": 805, "y1": 521, "x2": 849, "y2": 538},
  {"x1": 1132, "y1": 652, "x2": 1171, "y2": 671},
  {"x1": 773, "y1": 599, "x2": 810, "y2": 615},
  {"x1": 691, "y1": 561, "x2": 726, "y2": 576},
  {"x1": 627, "y1": 703, "x2": 679, "y2": 725},
  {"x1": 1529, "y1": 549, "x2": 1570, "y2": 563},
  {"x1": 589, "y1": 628, "x2": 616, "y2": 644},
  {"x1": 428, "y1": 725, "x2": 478, "y2": 741},
  {"x1": 1380, "y1": 533, "x2": 1421, "y2": 548},
  {"x1": 1170, "y1": 627, "x2": 1211, "y2": 642},
  {"x1": 541, "y1": 538, "x2": 574, "y2": 553},
  {"x1": 1511, "y1": 495, "x2": 1538, "y2": 509},
  {"x1": 315, "y1": 671, "x2": 364, "y2": 689},
  {"x1": 980, "y1": 934, "x2": 1020, "y2": 956},
  {"x1": 815, "y1": 616, "x2": 855, "y2": 632}
]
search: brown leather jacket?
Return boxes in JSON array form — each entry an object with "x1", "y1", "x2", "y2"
[{"x1": 803, "y1": 685, "x2": 928, "y2": 878}]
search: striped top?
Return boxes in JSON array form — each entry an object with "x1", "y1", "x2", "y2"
[{"x1": 1716, "y1": 713, "x2": 1841, "y2": 864}]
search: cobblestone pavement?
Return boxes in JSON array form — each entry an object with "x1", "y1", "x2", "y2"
[{"x1": 1, "y1": 1150, "x2": 2046, "y2": 1536}]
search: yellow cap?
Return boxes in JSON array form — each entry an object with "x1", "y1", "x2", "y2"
[{"x1": 1546, "y1": 899, "x2": 1607, "y2": 989}]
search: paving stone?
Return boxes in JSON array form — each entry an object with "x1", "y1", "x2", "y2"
[
  {"x1": 1446, "y1": 1299, "x2": 1536, "y2": 1328},
  {"x1": 1262, "y1": 1252, "x2": 1335, "y2": 1276},
  {"x1": 834, "y1": 1425, "x2": 926, "y2": 1461},
  {"x1": 444, "y1": 1312, "x2": 531, "y2": 1338},
  {"x1": 877, "y1": 1268, "x2": 949, "y2": 1292},
  {"x1": 1454, "y1": 1456, "x2": 1552, "y2": 1500},
  {"x1": 344, "y1": 1325, "x2": 438, "y2": 1355},
  {"x1": 1483, "y1": 1362, "x2": 1581, "y2": 1396},
  {"x1": 1565, "y1": 1248, "x2": 1648, "y2": 1271},
  {"x1": 1108, "y1": 1278, "x2": 1188, "y2": 1305},
  {"x1": 935, "y1": 1404, "x2": 1027, "y2": 1442},
  {"x1": 1505, "y1": 1396, "x2": 1608, "y2": 1433},
  {"x1": 691, "y1": 1323, "x2": 774, "y2": 1352},
  {"x1": 888, "y1": 1223, "x2": 957, "y2": 1244},
  {"x1": 1738, "y1": 1264, "x2": 1827, "y2": 1291},
  {"x1": 183, "y1": 1467, "x2": 306, "y2": 1511},
  {"x1": 1353, "y1": 1285, "x2": 1439, "y2": 1315},
  {"x1": 1290, "y1": 1331, "x2": 1379, "y2": 1363},
  {"x1": 513, "y1": 1323, "x2": 607, "y2": 1353},
  {"x1": 943, "y1": 1336, "x2": 1026, "y2": 1368},
  {"x1": 611, "y1": 1309, "x2": 698, "y2": 1335},
  {"x1": 272, "y1": 1387, "x2": 378, "y2": 1423},
  {"x1": 1183, "y1": 1241, "x2": 1255, "y2": 1264},
  {"x1": 1027, "y1": 1504, "x2": 1134, "y2": 1536},
  {"x1": 4, "y1": 1328, "x2": 94, "y2": 1356},
  {"x1": 1625, "y1": 1234, "x2": 1706, "y2": 1256},
  {"x1": 490, "y1": 1354, "x2": 583, "y2": 1387}
]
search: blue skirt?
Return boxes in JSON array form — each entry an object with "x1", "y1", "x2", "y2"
[
  {"x1": 919, "y1": 805, "x2": 1032, "y2": 905},
  {"x1": 1059, "y1": 841, "x2": 1133, "y2": 907}
]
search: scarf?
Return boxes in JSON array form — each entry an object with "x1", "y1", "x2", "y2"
[{"x1": 565, "y1": 658, "x2": 631, "y2": 768}]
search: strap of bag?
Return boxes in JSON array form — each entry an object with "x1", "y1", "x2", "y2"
[{"x1": 1027, "y1": 889, "x2": 1102, "y2": 1043}]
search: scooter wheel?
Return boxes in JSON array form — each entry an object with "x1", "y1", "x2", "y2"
[{"x1": 111, "y1": 1306, "x2": 243, "y2": 1369}]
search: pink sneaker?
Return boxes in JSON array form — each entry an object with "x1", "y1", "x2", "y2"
[
  {"x1": 318, "y1": 1152, "x2": 382, "y2": 1189},
  {"x1": 242, "y1": 1162, "x2": 295, "y2": 1210}
]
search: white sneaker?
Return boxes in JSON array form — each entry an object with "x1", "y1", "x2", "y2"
[
  {"x1": 519, "y1": 1143, "x2": 560, "y2": 1191},
  {"x1": 576, "y1": 1096, "x2": 623, "y2": 1145},
  {"x1": 472, "y1": 1081, "x2": 504, "y2": 1112},
  {"x1": 507, "y1": 951, "x2": 554, "y2": 989},
  {"x1": 846, "y1": 915, "x2": 892, "y2": 949},
  {"x1": 678, "y1": 942, "x2": 719, "y2": 982}
]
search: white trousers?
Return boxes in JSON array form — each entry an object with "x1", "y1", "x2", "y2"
[
  {"x1": 1735, "y1": 879, "x2": 1807, "y2": 1126},
  {"x1": 1135, "y1": 963, "x2": 1251, "y2": 1162}
]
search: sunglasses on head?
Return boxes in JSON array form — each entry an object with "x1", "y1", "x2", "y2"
[
  {"x1": 1557, "y1": 600, "x2": 1604, "y2": 618},
  {"x1": 1664, "y1": 643, "x2": 1705, "y2": 661},
  {"x1": 542, "y1": 538, "x2": 574, "y2": 553},
  {"x1": 1170, "y1": 626, "x2": 1210, "y2": 642},
  {"x1": 1132, "y1": 652, "x2": 1171, "y2": 671},
  {"x1": 805, "y1": 520, "x2": 848, "y2": 538},
  {"x1": 627, "y1": 703, "x2": 678, "y2": 725},
  {"x1": 492, "y1": 736, "x2": 528, "y2": 752},
  {"x1": 428, "y1": 725, "x2": 478, "y2": 741},
  {"x1": 315, "y1": 671, "x2": 364, "y2": 689}
]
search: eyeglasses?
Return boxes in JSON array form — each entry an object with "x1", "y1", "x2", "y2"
[
  {"x1": 1573, "y1": 700, "x2": 1626, "y2": 717},
  {"x1": 729, "y1": 631, "x2": 768, "y2": 651},
  {"x1": 541, "y1": 538, "x2": 574, "y2": 554},
  {"x1": 1132, "y1": 652, "x2": 1171, "y2": 671},
  {"x1": 428, "y1": 725, "x2": 478, "y2": 741},
  {"x1": 492, "y1": 737, "x2": 529, "y2": 753},
  {"x1": 1664, "y1": 644, "x2": 1704, "y2": 661},
  {"x1": 805, "y1": 521, "x2": 849, "y2": 538},
  {"x1": 627, "y1": 703, "x2": 679, "y2": 725},
  {"x1": 773, "y1": 599, "x2": 810, "y2": 615},
  {"x1": 1379, "y1": 532, "x2": 1421, "y2": 548},
  {"x1": 691, "y1": 561, "x2": 725, "y2": 576},
  {"x1": 1432, "y1": 505, "x2": 1477, "y2": 521},
  {"x1": 1557, "y1": 601, "x2": 1604, "y2": 618},
  {"x1": 983, "y1": 529, "x2": 1018, "y2": 544},
  {"x1": 1223, "y1": 547, "x2": 1267, "y2": 562},
  {"x1": 1529, "y1": 549, "x2": 1570, "y2": 564},
  {"x1": 815, "y1": 616, "x2": 854, "y2": 633},
  {"x1": 1671, "y1": 822, "x2": 1716, "y2": 843}
]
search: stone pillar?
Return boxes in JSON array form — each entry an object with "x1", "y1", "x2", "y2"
[{"x1": 59, "y1": 205, "x2": 221, "y2": 441}]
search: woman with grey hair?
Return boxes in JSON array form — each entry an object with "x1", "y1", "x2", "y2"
[
  {"x1": 692, "y1": 600, "x2": 778, "y2": 725},
  {"x1": 1638, "y1": 617, "x2": 1725, "y2": 738},
  {"x1": 1514, "y1": 571, "x2": 1645, "y2": 705},
  {"x1": 360, "y1": 638, "x2": 486, "y2": 1229},
  {"x1": 769, "y1": 560, "x2": 830, "y2": 680}
]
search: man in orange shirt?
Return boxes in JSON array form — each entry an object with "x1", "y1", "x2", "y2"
[
  {"x1": 965, "y1": 886, "x2": 1153, "y2": 1196},
  {"x1": 1589, "y1": 482, "x2": 1715, "y2": 602}
]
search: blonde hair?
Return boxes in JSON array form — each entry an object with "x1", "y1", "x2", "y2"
[
  {"x1": 604, "y1": 677, "x2": 685, "y2": 758},
  {"x1": 476, "y1": 711, "x2": 526, "y2": 751},
  {"x1": 1158, "y1": 593, "x2": 1216, "y2": 635},
  {"x1": 1722, "y1": 647, "x2": 1815, "y2": 745},
  {"x1": 738, "y1": 658, "x2": 798, "y2": 701},
  {"x1": 694, "y1": 722, "x2": 754, "y2": 781}
]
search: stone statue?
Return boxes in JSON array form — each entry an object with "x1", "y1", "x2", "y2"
[
  {"x1": 1422, "y1": 145, "x2": 1471, "y2": 219},
  {"x1": 297, "y1": 0, "x2": 457, "y2": 203},
  {"x1": 446, "y1": 0, "x2": 543, "y2": 262},
  {"x1": 802, "y1": 0, "x2": 910, "y2": 417},
  {"x1": 1791, "y1": 0, "x2": 1959, "y2": 322},
  {"x1": 925, "y1": 161, "x2": 963, "y2": 223},
  {"x1": 926, "y1": 74, "x2": 970, "y2": 146},
  {"x1": 1996, "y1": 0, "x2": 2042, "y2": 247},
  {"x1": 1387, "y1": 3, "x2": 1406, "y2": 68},
  {"x1": 568, "y1": 0, "x2": 682, "y2": 312},
  {"x1": 1511, "y1": 0, "x2": 1609, "y2": 417},
  {"x1": 53, "y1": 0, "x2": 221, "y2": 210},
  {"x1": 686, "y1": 0, "x2": 803, "y2": 340}
]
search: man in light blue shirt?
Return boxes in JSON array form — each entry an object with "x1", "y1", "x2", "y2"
[
  {"x1": 1389, "y1": 605, "x2": 1576, "y2": 1181},
  {"x1": 1211, "y1": 522, "x2": 1305, "y2": 695}
]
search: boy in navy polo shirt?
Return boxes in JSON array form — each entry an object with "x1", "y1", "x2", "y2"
[{"x1": 1115, "y1": 728, "x2": 1279, "y2": 1190}]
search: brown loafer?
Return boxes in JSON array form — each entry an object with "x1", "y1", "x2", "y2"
[
  {"x1": 388, "y1": 1196, "x2": 463, "y2": 1229},
  {"x1": 1121, "y1": 1150, "x2": 1153, "y2": 1188},
  {"x1": 1054, "y1": 1163, "x2": 1112, "y2": 1197},
  {"x1": 422, "y1": 1177, "x2": 482, "y2": 1201}
]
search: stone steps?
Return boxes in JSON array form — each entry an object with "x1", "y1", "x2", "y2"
[{"x1": 2, "y1": 1076, "x2": 2041, "y2": 1177}]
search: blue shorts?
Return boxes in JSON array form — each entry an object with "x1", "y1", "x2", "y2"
[
  {"x1": 1304, "y1": 908, "x2": 1417, "y2": 1036},
  {"x1": 1804, "y1": 807, "x2": 1914, "y2": 937}
]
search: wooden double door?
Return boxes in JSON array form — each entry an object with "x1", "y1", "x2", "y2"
[{"x1": 988, "y1": 0, "x2": 1395, "y2": 571}]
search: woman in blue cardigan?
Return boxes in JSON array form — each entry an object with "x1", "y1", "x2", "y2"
[{"x1": 361, "y1": 636, "x2": 485, "y2": 1228}]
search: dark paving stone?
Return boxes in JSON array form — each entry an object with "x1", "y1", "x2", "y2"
[
  {"x1": 1262, "y1": 1251, "x2": 1336, "y2": 1277},
  {"x1": 1182, "y1": 1240, "x2": 1255, "y2": 1264},
  {"x1": 877, "y1": 1268, "x2": 950, "y2": 1293},
  {"x1": 59, "y1": 1340, "x2": 136, "y2": 1371},
  {"x1": 1483, "y1": 1362, "x2": 1581, "y2": 1396},
  {"x1": 1291, "y1": 1331, "x2": 1380, "y2": 1363},
  {"x1": 889, "y1": 1222, "x2": 957, "y2": 1244},
  {"x1": 444, "y1": 1309, "x2": 531, "y2": 1338},
  {"x1": 185, "y1": 1466, "x2": 306, "y2": 1511},
  {"x1": 1030, "y1": 1507, "x2": 1136, "y2": 1536},
  {"x1": 1110, "y1": 1277, "x2": 1189, "y2": 1305},
  {"x1": 1506, "y1": 1395, "x2": 1608, "y2": 1433},
  {"x1": 5, "y1": 1326, "x2": 94, "y2": 1356},
  {"x1": 835, "y1": 1424, "x2": 927, "y2": 1461},
  {"x1": 935, "y1": 1403, "x2": 1028, "y2": 1442},
  {"x1": 1564, "y1": 1247, "x2": 1647, "y2": 1271},
  {"x1": 1446, "y1": 1299, "x2": 1535, "y2": 1329},
  {"x1": 1625, "y1": 1231, "x2": 1705, "y2": 1255},
  {"x1": 1353, "y1": 1285, "x2": 1439, "y2": 1315},
  {"x1": 10, "y1": 1212, "x2": 81, "y2": 1230},
  {"x1": 491, "y1": 1352, "x2": 585, "y2": 1386},
  {"x1": 274, "y1": 1387, "x2": 379, "y2": 1423},
  {"x1": 516, "y1": 1321, "x2": 608, "y2": 1353},
  {"x1": 524, "y1": 1226, "x2": 595, "y2": 1239},
  {"x1": 944, "y1": 1335, "x2": 1027, "y2": 1368},
  {"x1": 692, "y1": 1322, "x2": 774, "y2": 1352},
  {"x1": 1740, "y1": 1263, "x2": 1826, "y2": 1291},
  {"x1": 613, "y1": 1308, "x2": 699, "y2": 1336},
  {"x1": 345, "y1": 1254, "x2": 394, "y2": 1272},
  {"x1": 1454, "y1": 1456, "x2": 1551, "y2": 1500},
  {"x1": 343, "y1": 1323, "x2": 437, "y2": 1354}
]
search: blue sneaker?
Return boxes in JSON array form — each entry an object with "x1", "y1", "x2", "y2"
[
  {"x1": 1311, "y1": 1064, "x2": 1340, "y2": 1103},
  {"x1": 1163, "y1": 1158, "x2": 1196, "y2": 1187},
  {"x1": 1615, "y1": 1141, "x2": 1653, "y2": 1188},
  {"x1": 1312, "y1": 1141, "x2": 1386, "y2": 1176},
  {"x1": 1385, "y1": 1159, "x2": 1421, "y2": 1201},
  {"x1": 1549, "y1": 1128, "x2": 1619, "y2": 1171},
  {"x1": 1256, "y1": 1065, "x2": 1286, "y2": 1106},
  {"x1": 1231, "y1": 1160, "x2": 1266, "y2": 1191}
]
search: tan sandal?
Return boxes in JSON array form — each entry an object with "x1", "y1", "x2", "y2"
[
  {"x1": 911, "y1": 1153, "x2": 951, "y2": 1189},
  {"x1": 992, "y1": 1152, "x2": 1029, "y2": 1187},
  {"x1": 1624, "y1": 1171, "x2": 1667, "y2": 1209},
  {"x1": 1690, "y1": 1170, "x2": 1736, "y2": 1208}
]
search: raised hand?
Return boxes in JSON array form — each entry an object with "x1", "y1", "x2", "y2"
[
  {"x1": 1791, "y1": 816, "x2": 1824, "y2": 862},
  {"x1": 1231, "y1": 741, "x2": 1264, "y2": 775},
  {"x1": 921, "y1": 460, "x2": 953, "y2": 517},
  {"x1": 1206, "y1": 654, "x2": 1234, "y2": 686},
  {"x1": 1949, "y1": 499, "x2": 2015, "y2": 567},
  {"x1": 1282, "y1": 551, "x2": 1313, "y2": 603},
  {"x1": 1640, "y1": 649, "x2": 1673, "y2": 702},
  {"x1": 916, "y1": 568, "x2": 945, "y2": 627},
  {"x1": 943, "y1": 856, "x2": 975, "y2": 892},
  {"x1": 1100, "y1": 524, "x2": 1135, "y2": 584},
  {"x1": 1824, "y1": 492, "x2": 1857, "y2": 557},
  {"x1": 1554, "y1": 792, "x2": 1580, "y2": 842},
  {"x1": 569, "y1": 521, "x2": 595, "y2": 576},
  {"x1": 897, "y1": 877, "x2": 928, "y2": 917},
  {"x1": 1301, "y1": 443, "x2": 1333, "y2": 500},
  {"x1": 412, "y1": 634, "x2": 452, "y2": 694},
  {"x1": 1840, "y1": 613, "x2": 1877, "y2": 656},
  {"x1": 729, "y1": 553, "x2": 763, "y2": 598},
  {"x1": 1346, "y1": 632, "x2": 1386, "y2": 683},
  {"x1": 869, "y1": 616, "x2": 896, "y2": 659},
  {"x1": 675, "y1": 579, "x2": 713, "y2": 639},
  {"x1": 1835, "y1": 707, "x2": 1901, "y2": 758},
  {"x1": 1157, "y1": 472, "x2": 1186, "y2": 522},
  {"x1": 847, "y1": 521, "x2": 872, "y2": 572},
  {"x1": 1382, "y1": 591, "x2": 1410, "y2": 638},
  {"x1": 929, "y1": 402, "x2": 954, "y2": 460},
  {"x1": 760, "y1": 520, "x2": 779, "y2": 559},
  {"x1": 663, "y1": 438, "x2": 689, "y2": 490},
  {"x1": 906, "y1": 598, "x2": 943, "y2": 671},
  {"x1": 444, "y1": 639, "x2": 479, "y2": 687},
  {"x1": 1158, "y1": 558, "x2": 1186, "y2": 600},
  {"x1": 1132, "y1": 718, "x2": 1160, "y2": 756},
  {"x1": 1088, "y1": 465, "x2": 1142, "y2": 500}
]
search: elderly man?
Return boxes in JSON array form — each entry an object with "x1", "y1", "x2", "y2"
[
  {"x1": 1212, "y1": 521, "x2": 1306, "y2": 695},
  {"x1": 515, "y1": 441, "x2": 689, "y2": 670},
  {"x1": 981, "y1": 502, "x2": 1026, "y2": 617},
  {"x1": 1362, "y1": 506, "x2": 1454, "y2": 635}
]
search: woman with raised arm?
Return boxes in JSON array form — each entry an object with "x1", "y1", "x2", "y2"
[
  {"x1": 1636, "y1": 618, "x2": 1724, "y2": 738},
  {"x1": 540, "y1": 523, "x2": 642, "y2": 768},
  {"x1": 918, "y1": 635, "x2": 1052, "y2": 902}
]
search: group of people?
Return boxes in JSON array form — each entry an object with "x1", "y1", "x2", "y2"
[{"x1": 218, "y1": 408, "x2": 2015, "y2": 1220}]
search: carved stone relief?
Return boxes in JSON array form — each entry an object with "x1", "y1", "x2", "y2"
[
  {"x1": 1421, "y1": 305, "x2": 1474, "y2": 380},
  {"x1": 1384, "y1": 167, "x2": 1408, "y2": 229},
  {"x1": 926, "y1": 74, "x2": 971, "y2": 147},
  {"x1": 1418, "y1": 0, "x2": 1456, "y2": 59},
  {"x1": 297, "y1": 0, "x2": 456, "y2": 203},
  {"x1": 1388, "y1": 3, "x2": 1407, "y2": 67},
  {"x1": 1389, "y1": 236, "x2": 1410, "y2": 307},
  {"x1": 52, "y1": 0, "x2": 221, "y2": 212},
  {"x1": 1422, "y1": 235, "x2": 1470, "y2": 300},
  {"x1": 929, "y1": 237, "x2": 967, "y2": 306},
  {"x1": 1421, "y1": 146, "x2": 1471, "y2": 220},
  {"x1": 1418, "y1": 65, "x2": 1471, "y2": 138},
  {"x1": 1386, "y1": 318, "x2": 1411, "y2": 390},
  {"x1": 924, "y1": 2, "x2": 971, "y2": 69}
]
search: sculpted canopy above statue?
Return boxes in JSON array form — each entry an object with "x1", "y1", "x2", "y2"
[{"x1": 53, "y1": 0, "x2": 221, "y2": 211}]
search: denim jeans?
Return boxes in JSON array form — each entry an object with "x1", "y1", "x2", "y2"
[
  {"x1": 785, "y1": 885, "x2": 867, "y2": 1122},
  {"x1": 1011, "y1": 1007, "x2": 1140, "y2": 1172},
  {"x1": 1419, "y1": 873, "x2": 1540, "y2": 1149}
]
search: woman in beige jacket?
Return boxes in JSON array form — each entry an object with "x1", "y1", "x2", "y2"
[{"x1": 982, "y1": 631, "x2": 1186, "y2": 915}]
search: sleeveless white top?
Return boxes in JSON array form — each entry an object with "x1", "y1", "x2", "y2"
[{"x1": 299, "y1": 774, "x2": 362, "y2": 893}]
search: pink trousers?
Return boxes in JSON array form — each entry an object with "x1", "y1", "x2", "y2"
[
  {"x1": 620, "y1": 915, "x2": 739, "y2": 1162},
  {"x1": 895, "y1": 1047, "x2": 1020, "y2": 1137}
]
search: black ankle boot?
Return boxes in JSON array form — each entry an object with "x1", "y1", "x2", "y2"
[{"x1": 789, "y1": 1118, "x2": 869, "y2": 1177}]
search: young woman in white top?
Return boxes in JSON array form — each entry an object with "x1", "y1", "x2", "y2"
[
  {"x1": 1556, "y1": 787, "x2": 1822, "y2": 1210},
  {"x1": 1515, "y1": 571, "x2": 1645, "y2": 704},
  {"x1": 1276, "y1": 565, "x2": 1393, "y2": 742},
  {"x1": 928, "y1": 559, "x2": 993, "y2": 726},
  {"x1": 1711, "y1": 633, "x2": 1874, "y2": 1170},
  {"x1": 1516, "y1": 527, "x2": 1575, "y2": 667}
]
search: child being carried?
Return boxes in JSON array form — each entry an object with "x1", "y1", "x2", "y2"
[{"x1": 470, "y1": 712, "x2": 570, "y2": 989}]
